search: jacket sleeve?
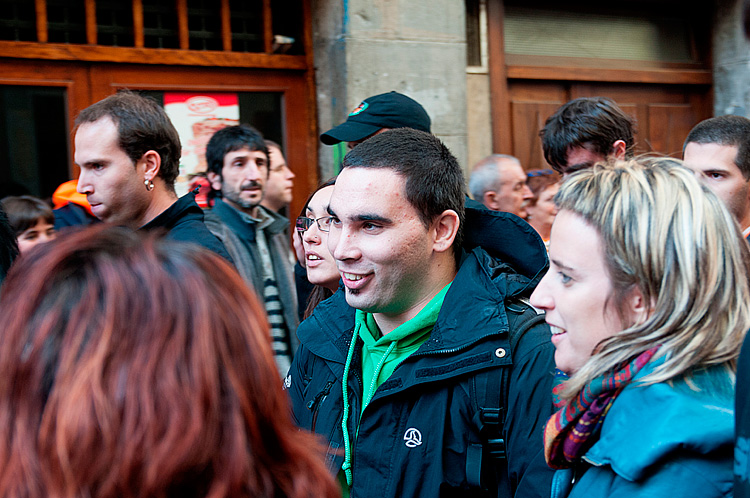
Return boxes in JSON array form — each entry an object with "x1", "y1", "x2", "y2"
[
  {"x1": 505, "y1": 320, "x2": 556, "y2": 498},
  {"x1": 284, "y1": 342, "x2": 313, "y2": 428}
]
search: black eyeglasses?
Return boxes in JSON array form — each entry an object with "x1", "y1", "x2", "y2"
[{"x1": 296, "y1": 216, "x2": 333, "y2": 233}]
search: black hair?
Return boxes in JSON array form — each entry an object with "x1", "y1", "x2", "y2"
[
  {"x1": 206, "y1": 125, "x2": 268, "y2": 179},
  {"x1": 75, "y1": 91, "x2": 182, "y2": 190},
  {"x1": 540, "y1": 97, "x2": 635, "y2": 173},
  {"x1": 341, "y1": 128, "x2": 465, "y2": 254},
  {"x1": 683, "y1": 115, "x2": 750, "y2": 180}
]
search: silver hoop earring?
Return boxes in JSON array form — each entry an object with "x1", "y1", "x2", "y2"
[{"x1": 144, "y1": 179, "x2": 155, "y2": 191}]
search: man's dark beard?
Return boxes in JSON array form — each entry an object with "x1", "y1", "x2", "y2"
[{"x1": 222, "y1": 180, "x2": 263, "y2": 210}]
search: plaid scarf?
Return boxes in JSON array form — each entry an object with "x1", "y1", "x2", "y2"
[{"x1": 543, "y1": 346, "x2": 660, "y2": 469}]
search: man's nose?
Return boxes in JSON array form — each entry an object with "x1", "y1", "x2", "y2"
[
  {"x1": 245, "y1": 165, "x2": 264, "y2": 182},
  {"x1": 76, "y1": 174, "x2": 92, "y2": 194},
  {"x1": 330, "y1": 226, "x2": 358, "y2": 262}
]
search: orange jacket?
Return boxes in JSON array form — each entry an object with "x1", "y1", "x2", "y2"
[{"x1": 52, "y1": 180, "x2": 93, "y2": 216}]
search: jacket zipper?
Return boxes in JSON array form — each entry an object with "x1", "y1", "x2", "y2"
[
  {"x1": 308, "y1": 380, "x2": 335, "y2": 432},
  {"x1": 408, "y1": 328, "x2": 505, "y2": 358}
]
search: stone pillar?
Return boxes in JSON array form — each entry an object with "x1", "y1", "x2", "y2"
[
  {"x1": 312, "y1": 0, "x2": 468, "y2": 178},
  {"x1": 713, "y1": 0, "x2": 750, "y2": 116}
]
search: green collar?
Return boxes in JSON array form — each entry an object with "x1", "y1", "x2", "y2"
[{"x1": 355, "y1": 282, "x2": 452, "y2": 346}]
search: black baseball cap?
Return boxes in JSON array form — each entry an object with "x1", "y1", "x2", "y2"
[{"x1": 320, "y1": 91, "x2": 431, "y2": 145}]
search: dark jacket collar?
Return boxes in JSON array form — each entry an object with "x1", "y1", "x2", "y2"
[
  {"x1": 462, "y1": 204, "x2": 548, "y2": 283},
  {"x1": 141, "y1": 193, "x2": 202, "y2": 231}
]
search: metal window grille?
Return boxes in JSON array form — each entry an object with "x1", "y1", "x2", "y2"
[
  {"x1": 46, "y1": 0, "x2": 86, "y2": 44},
  {"x1": 0, "y1": 0, "x2": 36, "y2": 42},
  {"x1": 96, "y1": 1, "x2": 134, "y2": 47},
  {"x1": 230, "y1": 0, "x2": 263, "y2": 53},
  {"x1": 187, "y1": 0, "x2": 222, "y2": 51},
  {"x1": 143, "y1": 0, "x2": 179, "y2": 49},
  {"x1": 0, "y1": 0, "x2": 304, "y2": 55}
]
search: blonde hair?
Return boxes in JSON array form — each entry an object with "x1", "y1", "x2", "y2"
[{"x1": 557, "y1": 157, "x2": 750, "y2": 399}]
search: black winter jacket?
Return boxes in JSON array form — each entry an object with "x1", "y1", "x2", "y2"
[
  {"x1": 140, "y1": 193, "x2": 232, "y2": 262},
  {"x1": 287, "y1": 208, "x2": 556, "y2": 498}
]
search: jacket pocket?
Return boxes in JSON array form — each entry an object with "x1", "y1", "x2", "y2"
[{"x1": 308, "y1": 380, "x2": 335, "y2": 433}]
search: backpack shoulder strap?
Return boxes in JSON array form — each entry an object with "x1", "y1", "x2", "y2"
[{"x1": 467, "y1": 298, "x2": 546, "y2": 493}]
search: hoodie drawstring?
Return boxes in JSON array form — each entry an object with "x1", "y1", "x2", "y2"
[{"x1": 341, "y1": 331, "x2": 396, "y2": 487}]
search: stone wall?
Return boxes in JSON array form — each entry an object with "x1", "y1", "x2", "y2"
[
  {"x1": 714, "y1": 0, "x2": 750, "y2": 116},
  {"x1": 312, "y1": 0, "x2": 468, "y2": 179}
]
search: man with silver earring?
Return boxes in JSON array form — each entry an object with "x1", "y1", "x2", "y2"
[{"x1": 73, "y1": 91, "x2": 231, "y2": 260}]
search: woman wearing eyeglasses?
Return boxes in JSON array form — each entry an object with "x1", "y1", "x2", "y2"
[{"x1": 296, "y1": 178, "x2": 340, "y2": 318}]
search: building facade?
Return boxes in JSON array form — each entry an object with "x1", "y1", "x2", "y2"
[{"x1": 0, "y1": 0, "x2": 745, "y2": 205}]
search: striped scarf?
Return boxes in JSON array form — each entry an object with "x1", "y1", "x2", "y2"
[{"x1": 543, "y1": 346, "x2": 660, "y2": 469}]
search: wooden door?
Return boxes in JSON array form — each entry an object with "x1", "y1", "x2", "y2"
[
  {"x1": 508, "y1": 79, "x2": 712, "y2": 171},
  {"x1": 0, "y1": 59, "x2": 91, "y2": 197},
  {"x1": 0, "y1": 59, "x2": 316, "y2": 219}
]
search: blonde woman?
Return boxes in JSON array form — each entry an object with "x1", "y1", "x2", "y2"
[{"x1": 531, "y1": 158, "x2": 750, "y2": 497}]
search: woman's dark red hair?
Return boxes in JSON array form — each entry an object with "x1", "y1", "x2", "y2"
[{"x1": 0, "y1": 225, "x2": 339, "y2": 498}]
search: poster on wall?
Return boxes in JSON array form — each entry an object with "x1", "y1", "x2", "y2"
[{"x1": 164, "y1": 92, "x2": 239, "y2": 200}]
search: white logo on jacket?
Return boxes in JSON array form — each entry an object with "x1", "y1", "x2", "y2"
[{"x1": 404, "y1": 428, "x2": 423, "y2": 448}]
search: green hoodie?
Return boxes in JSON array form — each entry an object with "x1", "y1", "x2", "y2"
[{"x1": 339, "y1": 283, "x2": 452, "y2": 494}]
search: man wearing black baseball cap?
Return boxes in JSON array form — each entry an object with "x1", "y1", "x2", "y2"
[{"x1": 320, "y1": 91, "x2": 431, "y2": 148}]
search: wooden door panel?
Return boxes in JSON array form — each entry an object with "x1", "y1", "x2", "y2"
[
  {"x1": 510, "y1": 101, "x2": 564, "y2": 171},
  {"x1": 647, "y1": 104, "x2": 698, "y2": 157},
  {"x1": 0, "y1": 59, "x2": 90, "y2": 178},
  {"x1": 506, "y1": 80, "x2": 567, "y2": 170},
  {"x1": 508, "y1": 79, "x2": 711, "y2": 170},
  {"x1": 508, "y1": 80, "x2": 568, "y2": 102}
]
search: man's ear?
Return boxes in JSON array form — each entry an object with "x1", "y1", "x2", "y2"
[
  {"x1": 141, "y1": 150, "x2": 161, "y2": 183},
  {"x1": 482, "y1": 191, "x2": 499, "y2": 210},
  {"x1": 207, "y1": 171, "x2": 223, "y2": 191},
  {"x1": 611, "y1": 140, "x2": 627, "y2": 160},
  {"x1": 432, "y1": 210, "x2": 460, "y2": 253}
]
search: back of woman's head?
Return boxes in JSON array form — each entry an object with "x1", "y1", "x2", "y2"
[
  {"x1": 557, "y1": 157, "x2": 750, "y2": 389},
  {"x1": 0, "y1": 225, "x2": 337, "y2": 498}
]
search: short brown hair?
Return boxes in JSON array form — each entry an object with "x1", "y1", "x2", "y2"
[
  {"x1": 75, "y1": 91, "x2": 182, "y2": 190},
  {"x1": 683, "y1": 115, "x2": 750, "y2": 180},
  {"x1": 540, "y1": 97, "x2": 635, "y2": 173}
]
